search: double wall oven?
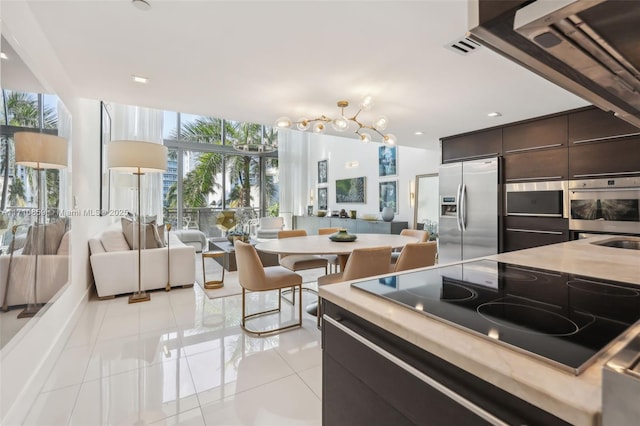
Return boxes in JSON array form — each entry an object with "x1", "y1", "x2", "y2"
[{"x1": 569, "y1": 177, "x2": 640, "y2": 236}]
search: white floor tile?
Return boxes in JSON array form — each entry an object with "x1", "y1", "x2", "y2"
[
  {"x1": 23, "y1": 283, "x2": 324, "y2": 425},
  {"x1": 200, "y1": 374, "x2": 321, "y2": 426},
  {"x1": 84, "y1": 327, "x2": 184, "y2": 382},
  {"x1": 42, "y1": 345, "x2": 93, "y2": 392},
  {"x1": 298, "y1": 365, "x2": 322, "y2": 400},
  {"x1": 23, "y1": 384, "x2": 80, "y2": 426},
  {"x1": 187, "y1": 345, "x2": 295, "y2": 406},
  {"x1": 148, "y1": 407, "x2": 205, "y2": 426}
]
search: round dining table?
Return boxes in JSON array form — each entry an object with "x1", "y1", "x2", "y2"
[
  {"x1": 255, "y1": 233, "x2": 419, "y2": 271},
  {"x1": 255, "y1": 233, "x2": 419, "y2": 316}
]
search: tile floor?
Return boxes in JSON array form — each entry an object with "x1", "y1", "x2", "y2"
[{"x1": 22, "y1": 283, "x2": 322, "y2": 425}]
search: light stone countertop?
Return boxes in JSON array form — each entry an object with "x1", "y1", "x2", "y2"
[{"x1": 319, "y1": 235, "x2": 640, "y2": 426}]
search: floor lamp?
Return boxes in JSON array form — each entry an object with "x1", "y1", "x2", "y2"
[
  {"x1": 108, "y1": 140, "x2": 167, "y2": 304},
  {"x1": 14, "y1": 131, "x2": 68, "y2": 318}
]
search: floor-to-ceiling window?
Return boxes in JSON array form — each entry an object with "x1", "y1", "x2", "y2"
[{"x1": 162, "y1": 111, "x2": 278, "y2": 238}]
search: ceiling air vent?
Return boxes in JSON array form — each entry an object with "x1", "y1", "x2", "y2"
[{"x1": 445, "y1": 37, "x2": 482, "y2": 56}]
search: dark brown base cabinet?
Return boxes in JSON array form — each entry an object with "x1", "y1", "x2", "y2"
[
  {"x1": 322, "y1": 301, "x2": 570, "y2": 426},
  {"x1": 503, "y1": 217, "x2": 569, "y2": 252}
]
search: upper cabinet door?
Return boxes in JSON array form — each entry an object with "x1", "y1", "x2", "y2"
[
  {"x1": 503, "y1": 115, "x2": 568, "y2": 154},
  {"x1": 568, "y1": 107, "x2": 640, "y2": 146},
  {"x1": 441, "y1": 128, "x2": 502, "y2": 163}
]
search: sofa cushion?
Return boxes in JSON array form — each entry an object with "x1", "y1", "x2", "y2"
[
  {"x1": 100, "y1": 230, "x2": 130, "y2": 252},
  {"x1": 57, "y1": 231, "x2": 71, "y2": 255},
  {"x1": 121, "y1": 218, "x2": 164, "y2": 250},
  {"x1": 22, "y1": 219, "x2": 67, "y2": 255}
]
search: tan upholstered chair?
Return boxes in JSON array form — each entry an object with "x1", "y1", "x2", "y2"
[
  {"x1": 277, "y1": 230, "x2": 328, "y2": 275},
  {"x1": 318, "y1": 227, "x2": 341, "y2": 273},
  {"x1": 392, "y1": 242, "x2": 437, "y2": 272},
  {"x1": 317, "y1": 246, "x2": 392, "y2": 326},
  {"x1": 235, "y1": 240, "x2": 303, "y2": 336},
  {"x1": 391, "y1": 228, "x2": 430, "y2": 264}
]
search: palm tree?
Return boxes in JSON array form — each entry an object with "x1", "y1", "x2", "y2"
[{"x1": 0, "y1": 90, "x2": 58, "y2": 210}]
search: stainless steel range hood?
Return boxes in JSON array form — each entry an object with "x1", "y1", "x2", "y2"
[{"x1": 468, "y1": 0, "x2": 640, "y2": 128}]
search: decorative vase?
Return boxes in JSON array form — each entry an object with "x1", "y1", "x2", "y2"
[
  {"x1": 381, "y1": 206, "x2": 394, "y2": 222},
  {"x1": 329, "y1": 228, "x2": 357, "y2": 242}
]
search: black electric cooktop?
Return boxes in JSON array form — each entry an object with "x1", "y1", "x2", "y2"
[{"x1": 352, "y1": 259, "x2": 640, "y2": 375}]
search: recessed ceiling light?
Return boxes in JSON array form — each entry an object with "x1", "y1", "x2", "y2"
[
  {"x1": 488, "y1": 112, "x2": 502, "y2": 117},
  {"x1": 414, "y1": 131, "x2": 424, "y2": 136},
  {"x1": 132, "y1": 75, "x2": 149, "y2": 84},
  {"x1": 132, "y1": 0, "x2": 151, "y2": 11},
  {"x1": 0, "y1": 52, "x2": 8, "y2": 60}
]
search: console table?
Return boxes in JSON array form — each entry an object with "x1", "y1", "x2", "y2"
[
  {"x1": 293, "y1": 216, "x2": 408, "y2": 235},
  {"x1": 208, "y1": 239, "x2": 279, "y2": 271}
]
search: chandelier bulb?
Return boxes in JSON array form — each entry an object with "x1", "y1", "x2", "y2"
[
  {"x1": 313, "y1": 122, "x2": 326, "y2": 134},
  {"x1": 275, "y1": 116, "x2": 292, "y2": 129},
  {"x1": 331, "y1": 116, "x2": 349, "y2": 132},
  {"x1": 383, "y1": 133, "x2": 397, "y2": 146},
  {"x1": 359, "y1": 133, "x2": 372, "y2": 144},
  {"x1": 360, "y1": 96, "x2": 374, "y2": 111},
  {"x1": 374, "y1": 115, "x2": 388, "y2": 131},
  {"x1": 297, "y1": 118, "x2": 310, "y2": 131}
]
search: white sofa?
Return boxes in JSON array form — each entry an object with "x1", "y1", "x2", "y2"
[
  {"x1": 0, "y1": 231, "x2": 70, "y2": 309},
  {"x1": 89, "y1": 224, "x2": 196, "y2": 298}
]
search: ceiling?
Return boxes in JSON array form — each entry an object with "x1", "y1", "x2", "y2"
[{"x1": 1, "y1": 0, "x2": 590, "y2": 149}]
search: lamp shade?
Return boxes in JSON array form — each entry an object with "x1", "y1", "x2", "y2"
[
  {"x1": 107, "y1": 140, "x2": 167, "y2": 173},
  {"x1": 15, "y1": 132, "x2": 68, "y2": 169}
]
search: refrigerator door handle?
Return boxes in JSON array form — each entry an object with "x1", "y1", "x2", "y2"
[
  {"x1": 456, "y1": 184, "x2": 463, "y2": 232},
  {"x1": 460, "y1": 184, "x2": 467, "y2": 231}
]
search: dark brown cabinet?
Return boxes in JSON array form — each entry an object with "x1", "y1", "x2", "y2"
[
  {"x1": 503, "y1": 217, "x2": 569, "y2": 252},
  {"x1": 568, "y1": 107, "x2": 640, "y2": 146},
  {"x1": 568, "y1": 137, "x2": 640, "y2": 179},
  {"x1": 503, "y1": 115, "x2": 567, "y2": 153},
  {"x1": 503, "y1": 148, "x2": 568, "y2": 182},
  {"x1": 441, "y1": 128, "x2": 502, "y2": 163},
  {"x1": 322, "y1": 301, "x2": 570, "y2": 426}
]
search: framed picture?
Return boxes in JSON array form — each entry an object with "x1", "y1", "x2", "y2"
[
  {"x1": 318, "y1": 187, "x2": 328, "y2": 210},
  {"x1": 379, "y1": 180, "x2": 398, "y2": 212},
  {"x1": 335, "y1": 177, "x2": 366, "y2": 203},
  {"x1": 99, "y1": 101, "x2": 112, "y2": 215},
  {"x1": 318, "y1": 159, "x2": 328, "y2": 184},
  {"x1": 378, "y1": 145, "x2": 397, "y2": 177},
  {"x1": 307, "y1": 205, "x2": 313, "y2": 216}
]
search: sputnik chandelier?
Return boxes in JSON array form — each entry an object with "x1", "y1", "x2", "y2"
[{"x1": 275, "y1": 96, "x2": 398, "y2": 146}]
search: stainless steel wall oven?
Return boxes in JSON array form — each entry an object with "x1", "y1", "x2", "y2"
[{"x1": 569, "y1": 177, "x2": 640, "y2": 235}]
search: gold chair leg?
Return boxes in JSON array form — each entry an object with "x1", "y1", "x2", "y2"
[{"x1": 240, "y1": 285, "x2": 304, "y2": 337}]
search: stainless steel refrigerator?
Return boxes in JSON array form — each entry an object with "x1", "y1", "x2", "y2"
[{"x1": 438, "y1": 157, "x2": 499, "y2": 265}]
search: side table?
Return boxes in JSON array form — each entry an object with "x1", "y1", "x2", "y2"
[{"x1": 201, "y1": 250, "x2": 225, "y2": 289}]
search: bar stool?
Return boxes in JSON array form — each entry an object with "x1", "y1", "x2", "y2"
[{"x1": 202, "y1": 250, "x2": 226, "y2": 289}]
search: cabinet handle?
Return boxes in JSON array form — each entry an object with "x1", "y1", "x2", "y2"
[
  {"x1": 506, "y1": 213, "x2": 563, "y2": 218},
  {"x1": 572, "y1": 132, "x2": 640, "y2": 145},
  {"x1": 570, "y1": 187, "x2": 640, "y2": 193},
  {"x1": 573, "y1": 171, "x2": 640, "y2": 178},
  {"x1": 445, "y1": 153, "x2": 500, "y2": 162},
  {"x1": 506, "y1": 228, "x2": 564, "y2": 235},
  {"x1": 505, "y1": 176, "x2": 563, "y2": 182},
  {"x1": 324, "y1": 315, "x2": 510, "y2": 426},
  {"x1": 504, "y1": 143, "x2": 563, "y2": 153}
]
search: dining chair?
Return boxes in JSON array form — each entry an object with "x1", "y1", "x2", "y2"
[
  {"x1": 390, "y1": 228, "x2": 430, "y2": 264},
  {"x1": 318, "y1": 227, "x2": 341, "y2": 273},
  {"x1": 316, "y1": 245, "x2": 392, "y2": 326},
  {"x1": 234, "y1": 240, "x2": 303, "y2": 336},
  {"x1": 392, "y1": 242, "x2": 437, "y2": 272},
  {"x1": 277, "y1": 230, "x2": 328, "y2": 275}
]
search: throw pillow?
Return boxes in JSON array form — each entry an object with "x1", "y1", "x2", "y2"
[
  {"x1": 57, "y1": 231, "x2": 71, "y2": 255},
  {"x1": 121, "y1": 218, "x2": 164, "y2": 250},
  {"x1": 22, "y1": 220, "x2": 67, "y2": 255},
  {"x1": 100, "y1": 230, "x2": 130, "y2": 252}
]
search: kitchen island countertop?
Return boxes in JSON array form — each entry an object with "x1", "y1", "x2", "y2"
[{"x1": 319, "y1": 235, "x2": 640, "y2": 426}]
